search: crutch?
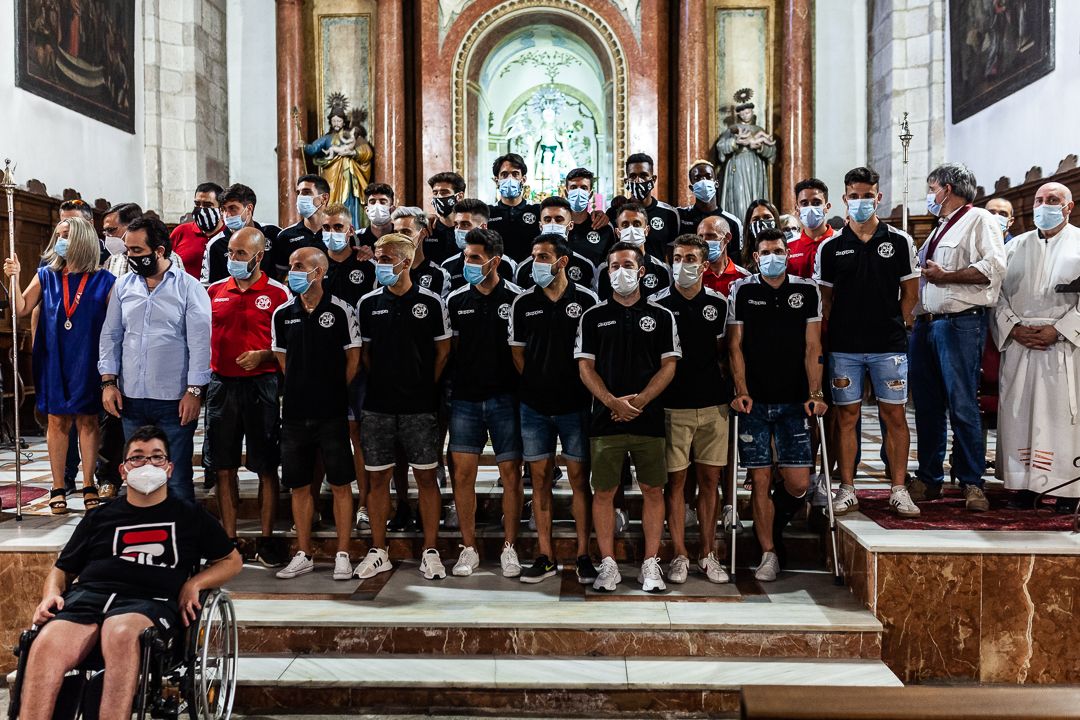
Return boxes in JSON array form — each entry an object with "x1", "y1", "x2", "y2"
[
  {"x1": 815, "y1": 414, "x2": 842, "y2": 585},
  {"x1": 729, "y1": 412, "x2": 739, "y2": 581},
  {"x1": 2, "y1": 159, "x2": 22, "y2": 521}
]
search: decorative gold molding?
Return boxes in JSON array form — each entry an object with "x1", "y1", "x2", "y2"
[{"x1": 451, "y1": 0, "x2": 627, "y2": 191}]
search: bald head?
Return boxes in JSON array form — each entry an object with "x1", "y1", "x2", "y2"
[
  {"x1": 697, "y1": 214, "x2": 731, "y2": 241},
  {"x1": 289, "y1": 246, "x2": 328, "y2": 274},
  {"x1": 1035, "y1": 182, "x2": 1073, "y2": 205},
  {"x1": 231, "y1": 227, "x2": 266, "y2": 254}
]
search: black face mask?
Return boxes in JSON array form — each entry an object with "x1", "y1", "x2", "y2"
[
  {"x1": 627, "y1": 179, "x2": 655, "y2": 201},
  {"x1": 432, "y1": 195, "x2": 457, "y2": 218},
  {"x1": 750, "y1": 218, "x2": 777, "y2": 238},
  {"x1": 128, "y1": 252, "x2": 160, "y2": 277},
  {"x1": 193, "y1": 207, "x2": 220, "y2": 234}
]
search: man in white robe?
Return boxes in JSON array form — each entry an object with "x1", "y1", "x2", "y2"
[{"x1": 994, "y1": 182, "x2": 1080, "y2": 507}]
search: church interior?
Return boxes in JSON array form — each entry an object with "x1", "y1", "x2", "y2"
[{"x1": 1, "y1": 1, "x2": 1080, "y2": 718}]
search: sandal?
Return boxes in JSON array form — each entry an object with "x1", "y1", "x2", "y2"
[
  {"x1": 81, "y1": 485, "x2": 101, "y2": 512},
  {"x1": 49, "y1": 488, "x2": 69, "y2": 515}
]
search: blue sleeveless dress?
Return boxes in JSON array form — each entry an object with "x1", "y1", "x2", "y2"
[{"x1": 33, "y1": 267, "x2": 116, "y2": 416}]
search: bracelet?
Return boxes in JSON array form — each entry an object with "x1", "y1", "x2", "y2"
[
  {"x1": 808, "y1": 390, "x2": 825, "y2": 400},
  {"x1": 100, "y1": 379, "x2": 117, "y2": 390}
]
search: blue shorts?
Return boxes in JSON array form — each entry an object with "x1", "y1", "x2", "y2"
[
  {"x1": 736, "y1": 403, "x2": 813, "y2": 469},
  {"x1": 520, "y1": 403, "x2": 589, "y2": 463},
  {"x1": 829, "y1": 352, "x2": 908, "y2": 405},
  {"x1": 448, "y1": 393, "x2": 523, "y2": 462}
]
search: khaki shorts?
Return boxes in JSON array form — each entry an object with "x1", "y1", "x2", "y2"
[
  {"x1": 664, "y1": 406, "x2": 730, "y2": 472},
  {"x1": 590, "y1": 434, "x2": 667, "y2": 491}
]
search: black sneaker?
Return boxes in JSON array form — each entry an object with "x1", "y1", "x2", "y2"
[
  {"x1": 520, "y1": 555, "x2": 557, "y2": 584},
  {"x1": 552, "y1": 464, "x2": 564, "y2": 484},
  {"x1": 575, "y1": 555, "x2": 598, "y2": 585},
  {"x1": 1007, "y1": 489, "x2": 1039, "y2": 510},
  {"x1": 255, "y1": 537, "x2": 288, "y2": 568},
  {"x1": 388, "y1": 504, "x2": 413, "y2": 532}
]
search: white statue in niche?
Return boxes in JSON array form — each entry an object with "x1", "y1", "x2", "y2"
[{"x1": 504, "y1": 89, "x2": 585, "y2": 199}]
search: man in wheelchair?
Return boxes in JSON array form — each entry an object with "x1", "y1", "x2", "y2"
[{"x1": 17, "y1": 425, "x2": 242, "y2": 720}]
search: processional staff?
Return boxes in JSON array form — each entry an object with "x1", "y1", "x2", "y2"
[{"x1": 1, "y1": 159, "x2": 23, "y2": 521}]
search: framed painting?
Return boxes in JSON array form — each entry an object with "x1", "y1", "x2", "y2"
[
  {"x1": 949, "y1": 0, "x2": 1055, "y2": 123},
  {"x1": 14, "y1": 0, "x2": 136, "y2": 133}
]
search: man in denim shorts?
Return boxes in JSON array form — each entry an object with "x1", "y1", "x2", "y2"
[
  {"x1": 815, "y1": 166, "x2": 921, "y2": 518},
  {"x1": 728, "y1": 228, "x2": 826, "y2": 582}
]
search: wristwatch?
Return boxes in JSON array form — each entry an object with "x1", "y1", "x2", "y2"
[
  {"x1": 186, "y1": 386, "x2": 203, "y2": 398},
  {"x1": 808, "y1": 390, "x2": 825, "y2": 400}
]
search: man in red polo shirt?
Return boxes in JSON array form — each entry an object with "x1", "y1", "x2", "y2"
[
  {"x1": 171, "y1": 182, "x2": 225, "y2": 278},
  {"x1": 205, "y1": 226, "x2": 290, "y2": 567},
  {"x1": 787, "y1": 178, "x2": 835, "y2": 279},
  {"x1": 700, "y1": 215, "x2": 750, "y2": 296}
]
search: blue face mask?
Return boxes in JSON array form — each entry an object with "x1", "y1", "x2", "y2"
[
  {"x1": 326, "y1": 231, "x2": 348, "y2": 252},
  {"x1": 567, "y1": 188, "x2": 590, "y2": 213},
  {"x1": 691, "y1": 179, "x2": 717, "y2": 203},
  {"x1": 463, "y1": 259, "x2": 491, "y2": 285},
  {"x1": 531, "y1": 261, "x2": 557, "y2": 288},
  {"x1": 54, "y1": 238, "x2": 70, "y2": 258},
  {"x1": 995, "y1": 214, "x2": 1010, "y2": 233},
  {"x1": 706, "y1": 240, "x2": 722, "y2": 262},
  {"x1": 848, "y1": 198, "x2": 876, "y2": 224},
  {"x1": 227, "y1": 256, "x2": 257, "y2": 280},
  {"x1": 799, "y1": 205, "x2": 825, "y2": 230},
  {"x1": 375, "y1": 260, "x2": 403, "y2": 287},
  {"x1": 296, "y1": 195, "x2": 318, "y2": 219},
  {"x1": 498, "y1": 178, "x2": 523, "y2": 199},
  {"x1": 1033, "y1": 204, "x2": 1065, "y2": 232},
  {"x1": 287, "y1": 269, "x2": 314, "y2": 294},
  {"x1": 454, "y1": 228, "x2": 469, "y2": 250},
  {"x1": 926, "y1": 191, "x2": 943, "y2": 217},
  {"x1": 224, "y1": 213, "x2": 245, "y2": 232},
  {"x1": 758, "y1": 253, "x2": 787, "y2": 279}
]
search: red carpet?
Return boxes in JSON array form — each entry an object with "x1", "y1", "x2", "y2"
[
  {"x1": 0, "y1": 485, "x2": 48, "y2": 508},
  {"x1": 856, "y1": 488, "x2": 1077, "y2": 531}
]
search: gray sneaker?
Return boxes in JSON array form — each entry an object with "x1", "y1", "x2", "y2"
[
  {"x1": 593, "y1": 556, "x2": 621, "y2": 592},
  {"x1": 754, "y1": 551, "x2": 779, "y2": 582},
  {"x1": 668, "y1": 554, "x2": 690, "y2": 584}
]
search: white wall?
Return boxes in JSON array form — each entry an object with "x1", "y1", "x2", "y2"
[
  {"x1": 945, "y1": 2, "x2": 1080, "y2": 190},
  {"x1": 0, "y1": 2, "x2": 146, "y2": 205},
  {"x1": 227, "y1": 0, "x2": 277, "y2": 220}
]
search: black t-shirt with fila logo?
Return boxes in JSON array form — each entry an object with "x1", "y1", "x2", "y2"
[{"x1": 447, "y1": 279, "x2": 523, "y2": 401}]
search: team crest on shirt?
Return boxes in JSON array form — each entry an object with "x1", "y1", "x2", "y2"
[
  {"x1": 587, "y1": 231, "x2": 601, "y2": 244},
  {"x1": 566, "y1": 302, "x2": 583, "y2": 318},
  {"x1": 349, "y1": 269, "x2": 365, "y2": 285},
  {"x1": 788, "y1": 293, "x2": 804, "y2": 309},
  {"x1": 567, "y1": 266, "x2": 582, "y2": 281},
  {"x1": 703, "y1": 305, "x2": 719, "y2": 321},
  {"x1": 642, "y1": 274, "x2": 659, "y2": 289},
  {"x1": 639, "y1": 316, "x2": 657, "y2": 332},
  {"x1": 523, "y1": 212, "x2": 537, "y2": 225},
  {"x1": 650, "y1": 217, "x2": 664, "y2": 231},
  {"x1": 318, "y1": 312, "x2": 335, "y2": 328},
  {"x1": 412, "y1": 303, "x2": 429, "y2": 319},
  {"x1": 498, "y1": 303, "x2": 511, "y2": 320},
  {"x1": 877, "y1": 242, "x2": 895, "y2": 258},
  {"x1": 419, "y1": 274, "x2": 432, "y2": 287},
  {"x1": 255, "y1": 295, "x2": 271, "y2": 310},
  {"x1": 114, "y1": 523, "x2": 178, "y2": 568}
]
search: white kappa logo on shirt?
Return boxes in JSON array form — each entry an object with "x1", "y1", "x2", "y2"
[
  {"x1": 498, "y1": 303, "x2": 511, "y2": 320},
  {"x1": 639, "y1": 316, "x2": 657, "y2": 332},
  {"x1": 877, "y1": 242, "x2": 895, "y2": 258},
  {"x1": 650, "y1": 217, "x2": 664, "y2": 231},
  {"x1": 318, "y1": 311, "x2": 335, "y2": 328},
  {"x1": 522, "y1": 212, "x2": 537, "y2": 225},
  {"x1": 255, "y1": 295, "x2": 271, "y2": 310},
  {"x1": 587, "y1": 231, "x2": 601, "y2": 244},
  {"x1": 703, "y1": 305, "x2": 719, "y2": 321},
  {"x1": 568, "y1": 266, "x2": 582, "y2": 281},
  {"x1": 349, "y1": 269, "x2": 365, "y2": 285},
  {"x1": 412, "y1": 303, "x2": 429, "y2": 319},
  {"x1": 566, "y1": 302, "x2": 583, "y2": 318},
  {"x1": 642, "y1": 274, "x2": 658, "y2": 289},
  {"x1": 788, "y1": 293, "x2": 804, "y2": 309}
]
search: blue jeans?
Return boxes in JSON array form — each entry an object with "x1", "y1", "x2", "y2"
[
  {"x1": 909, "y1": 311, "x2": 988, "y2": 487},
  {"x1": 121, "y1": 397, "x2": 197, "y2": 501}
]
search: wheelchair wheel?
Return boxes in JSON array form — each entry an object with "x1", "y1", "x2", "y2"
[{"x1": 186, "y1": 589, "x2": 238, "y2": 720}]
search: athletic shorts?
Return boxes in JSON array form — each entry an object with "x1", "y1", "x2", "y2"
[
  {"x1": 736, "y1": 403, "x2": 813, "y2": 469},
  {"x1": 664, "y1": 405, "x2": 729, "y2": 472},
  {"x1": 590, "y1": 434, "x2": 667, "y2": 491},
  {"x1": 280, "y1": 418, "x2": 355, "y2": 489},
  {"x1": 360, "y1": 411, "x2": 439, "y2": 471},
  {"x1": 50, "y1": 586, "x2": 179, "y2": 635},
  {"x1": 203, "y1": 373, "x2": 280, "y2": 474},
  {"x1": 829, "y1": 352, "x2": 909, "y2": 405}
]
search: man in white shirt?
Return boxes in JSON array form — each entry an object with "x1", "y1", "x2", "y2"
[{"x1": 908, "y1": 163, "x2": 1006, "y2": 511}]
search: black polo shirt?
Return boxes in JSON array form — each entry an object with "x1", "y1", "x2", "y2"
[
  {"x1": 606, "y1": 198, "x2": 679, "y2": 260},
  {"x1": 441, "y1": 252, "x2": 519, "y2": 292},
  {"x1": 677, "y1": 204, "x2": 744, "y2": 258},
  {"x1": 488, "y1": 201, "x2": 541, "y2": 262},
  {"x1": 426, "y1": 219, "x2": 459, "y2": 265},
  {"x1": 596, "y1": 255, "x2": 671, "y2": 301},
  {"x1": 574, "y1": 295, "x2": 681, "y2": 437},
  {"x1": 271, "y1": 292, "x2": 361, "y2": 421},
  {"x1": 356, "y1": 284, "x2": 451, "y2": 414},
  {"x1": 355, "y1": 225, "x2": 393, "y2": 250},
  {"x1": 514, "y1": 252, "x2": 597, "y2": 292},
  {"x1": 272, "y1": 221, "x2": 321, "y2": 277},
  {"x1": 728, "y1": 274, "x2": 821, "y2": 405},
  {"x1": 203, "y1": 221, "x2": 280, "y2": 284},
  {"x1": 446, "y1": 279, "x2": 522, "y2": 401},
  {"x1": 323, "y1": 253, "x2": 376, "y2": 307},
  {"x1": 815, "y1": 222, "x2": 919, "y2": 353},
  {"x1": 568, "y1": 223, "x2": 616, "y2": 267},
  {"x1": 411, "y1": 257, "x2": 450, "y2": 299},
  {"x1": 508, "y1": 283, "x2": 599, "y2": 416},
  {"x1": 650, "y1": 286, "x2": 729, "y2": 409}
]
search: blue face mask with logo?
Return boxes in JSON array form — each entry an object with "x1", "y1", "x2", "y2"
[
  {"x1": 691, "y1": 179, "x2": 717, "y2": 203},
  {"x1": 848, "y1": 198, "x2": 876, "y2": 224},
  {"x1": 706, "y1": 240, "x2": 722, "y2": 262},
  {"x1": 531, "y1": 261, "x2": 556, "y2": 288},
  {"x1": 454, "y1": 228, "x2": 468, "y2": 250},
  {"x1": 799, "y1": 205, "x2": 826, "y2": 230},
  {"x1": 326, "y1": 232, "x2": 348, "y2": 253},
  {"x1": 567, "y1": 188, "x2": 590, "y2": 213},
  {"x1": 54, "y1": 238, "x2": 70, "y2": 258},
  {"x1": 375, "y1": 260, "x2": 403, "y2": 287},
  {"x1": 463, "y1": 259, "x2": 491, "y2": 285},
  {"x1": 224, "y1": 213, "x2": 245, "y2": 232},
  {"x1": 498, "y1": 178, "x2": 523, "y2": 199},
  {"x1": 287, "y1": 269, "x2": 314, "y2": 294},
  {"x1": 758, "y1": 253, "x2": 787, "y2": 279},
  {"x1": 296, "y1": 195, "x2": 318, "y2": 219},
  {"x1": 227, "y1": 256, "x2": 257, "y2": 280},
  {"x1": 1033, "y1": 204, "x2": 1065, "y2": 232}
]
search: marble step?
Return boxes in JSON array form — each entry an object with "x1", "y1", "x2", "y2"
[{"x1": 232, "y1": 655, "x2": 903, "y2": 717}]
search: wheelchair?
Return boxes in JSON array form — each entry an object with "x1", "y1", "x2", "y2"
[{"x1": 7, "y1": 589, "x2": 238, "y2": 720}]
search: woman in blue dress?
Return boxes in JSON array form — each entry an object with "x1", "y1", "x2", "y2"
[{"x1": 4, "y1": 217, "x2": 116, "y2": 514}]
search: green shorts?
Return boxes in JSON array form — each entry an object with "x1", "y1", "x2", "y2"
[{"x1": 589, "y1": 434, "x2": 667, "y2": 491}]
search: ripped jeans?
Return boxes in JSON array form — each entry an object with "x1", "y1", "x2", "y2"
[{"x1": 828, "y1": 352, "x2": 909, "y2": 406}]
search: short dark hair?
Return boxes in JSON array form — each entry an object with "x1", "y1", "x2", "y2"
[
  {"x1": 453, "y1": 198, "x2": 490, "y2": 221},
  {"x1": 464, "y1": 227, "x2": 503, "y2": 258},
  {"x1": 843, "y1": 166, "x2": 880, "y2": 189},
  {"x1": 492, "y1": 153, "x2": 527, "y2": 178},
  {"x1": 607, "y1": 240, "x2": 644, "y2": 266},
  {"x1": 427, "y1": 171, "x2": 466, "y2": 193},
  {"x1": 616, "y1": 201, "x2": 648, "y2": 223},
  {"x1": 123, "y1": 425, "x2": 171, "y2": 459},
  {"x1": 105, "y1": 202, "x2": 143, "y2": 226},
  {"x1": 59, "y1": 199, "x2": 94, "y2": 220},
  {"x1": 794, "y1": 177, "x2": 829, "y2": 200},
  {"x1": 755, "y1": 227, "x2": 787, "y2": 251},
  {"x1": 673, "y1": 233, "x2": 709, "y2": 256},
  {"x1": 194, "y1": 182, "x2": 224, "y2": 203},
  {"x1": 540, "y1": 195, "x2": 572, "y2": 212},
  {"x1": 565, "y1": 167, "x2": 594, "y2": 186},
  {"x1": 126, "y1": 215, "x2": 172, "y2": 256},
  {"x1": 625, "y1": 153, "x2": 654, "y2": 171},
  {"x1": 298, "y1": 174, "x2": 331, "y2": 196},
  {"x1": 532, "y1": 233, "x2": 571, "y2": 259},
  {"x1": 221, "y1": 183, "x2": 257, "y2": 208},
  {"x1": 365, "y1": 182, "x2": 395, "y2": 202},
  {"x1": 927, "y1": 162, "x2": 978, "y2": 203}
]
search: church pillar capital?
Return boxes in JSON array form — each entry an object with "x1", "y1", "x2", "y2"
[
  {"x1": 276, "y1": 0, "x2": 307, "y2": 226},
  {"x1": 780, "y1": 0, "x2": 814, "y2": 206}
]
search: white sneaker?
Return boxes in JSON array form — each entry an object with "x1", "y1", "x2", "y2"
[
  {"x1": 355, "y1": 506, "x2": 370, "y2": 531},
  {"x1": 722, "y1": 504, "x2": 743, "y2": 535},
  {"x1": 698, "y1": 552, "x2": 730, "y2": 584},
  {"x1": 592, "y1": 556, "x2": 621, "y2": 592},
  {"x1": 276, "y1": 551, "x2": 314, "y2": 579},
  {"x1": 353, "y1": 547, "x2": 392, "y2": 579},
  {"x1": 444, "y1": 502, "x2": 459, "y2": 529},
  {"x1": 640, "y1": 556, "x2": 666, "y2": 593},
  {"x1": 755, "y1": 550, "x2": 780, "y2": 582},
  {"x1": 332, "y1": 551, "x2": 353, "y2": 580},
  {"x1": 684, "y1": 505, "x2": 698, "y2": 527},
  {"x1": 832, "y1": 484, "x2": 859, "y2": 515},
  {"x1": 889, "y1": 485, "x2": 921, "y2": 518},
  {"x1": 420, "y1": 548, "x2": 447, "y2": 580},
  {"x1": 809, "y1": 473, "x2": 829, "y2": 508},
  {"x1": 668, "y1": 554, "x2": 690, "y2": 584},
  {"x1": 500, "y1": 542, "x2": 521, "y2": 578},
  {"x1": 614, "y1": 508, "x2": 629, "y2": 535},
  {"x1": 452, "y1": 545, "x2": 479, "y2": 576}
]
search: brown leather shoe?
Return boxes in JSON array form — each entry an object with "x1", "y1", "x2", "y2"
[
  {"x1": 963, "y1": 484, "x2": 990, "y2": 512},
  {"x1": 906, "y1": 478, "x2": 942, "y2": 502},
  {"x1": 99, "y1": 483, "x2": 117, "y2": 500}
]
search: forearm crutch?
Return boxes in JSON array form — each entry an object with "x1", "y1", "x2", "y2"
[
  {"x1": 729, "y1": 412, "x2": 739, "y2": 581},
  {"x1": 815, "y1": 415, "x2": 842, "y2": 585}
]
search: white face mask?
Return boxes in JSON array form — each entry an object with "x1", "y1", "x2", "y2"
[
  {"x1": 367, "y1": 204, "x2": 392, "y2": 226},
  {"x1": 673, "y1": 261, "x2": 701, "y2": 289},
  {"x1": 619, "y1": 226, "x2": 647, "y2": 246},
  {"x1": 610, "y1": 267, "x2": 641, "y2": 296},
  {"x1": 104, "y1": 235, "x2": 127, "y2": 256},
  {"x1": 126, "y1": 465, "x2": 168, "y2": 495},
  {"x1": 540, "y1": 222, "x2": 568, "y2": 238}
]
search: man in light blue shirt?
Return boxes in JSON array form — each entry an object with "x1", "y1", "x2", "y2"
[{"x1": 99, "y1": 216, "x2": 212, "y2": 501}]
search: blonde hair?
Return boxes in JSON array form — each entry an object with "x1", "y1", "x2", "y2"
[
  {"x1": 44, "y1": 217, "x2": 101, "y2": 274},
  {"x1": 323, "y1": 202, "x2": 350, "y2": 219},
  {"x1": 374, "y1": 233, "x2": 416, "y2": 263}
]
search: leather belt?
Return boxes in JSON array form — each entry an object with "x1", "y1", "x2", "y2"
[{"x1": 915, "y1": 307, "x2": 985, "y2": 323}]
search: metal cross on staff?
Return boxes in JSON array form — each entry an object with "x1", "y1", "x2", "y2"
[
  {"x1": 898, "y1": 113, "x2": 913, "y2": 236},
  {"x1": 1, "y1": 158, "x2": 24, "y2": 521}
]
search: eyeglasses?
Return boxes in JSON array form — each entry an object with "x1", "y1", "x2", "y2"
[{"x1": 124, "y1": 454, "x2": 169, "y2": 467}]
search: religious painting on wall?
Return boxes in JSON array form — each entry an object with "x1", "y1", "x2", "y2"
[
  {"x1": 949, "y1": 0, "x2": 1055, "y2": 123},
  {"x1": 14, "y1": 0, "x2": 136, "y2": 133}
]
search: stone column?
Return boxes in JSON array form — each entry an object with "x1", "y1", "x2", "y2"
[
  {"x1": 374, "y1": 0, "x2": 406, "y2": 193},
  {"x1": 780, "y1": 0, "x2": 813, "y2": 206},
  {"x1": 675, "y1": 0, "x2": 709, "y2": 197},
  {"x1": 275, "y1": 0, "x2": 306, "y2": 225}
]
